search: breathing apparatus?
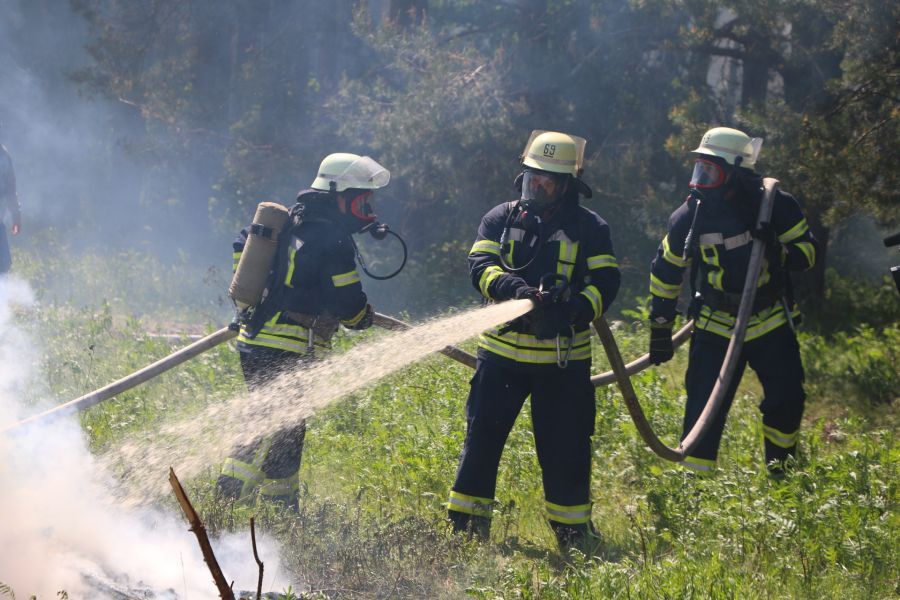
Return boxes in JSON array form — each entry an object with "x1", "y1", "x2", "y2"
[{"x1": 500, "y1": 130, "x2": 591, "y2": 273}]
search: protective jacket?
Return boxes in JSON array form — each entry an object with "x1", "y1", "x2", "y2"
[
  {"x1": 469, "y1": 197, "x2": 620, "y2": 367},
  {"x1": 649, "y1": 176, "x2": 817, "y2": 341},
  {"x1": 235, "y1": 189, "x2": 370, "y2": 354}
]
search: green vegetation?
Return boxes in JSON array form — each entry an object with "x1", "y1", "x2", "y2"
[{"x1": 7, "y1": 254, "x2": 896, "y2": 599}]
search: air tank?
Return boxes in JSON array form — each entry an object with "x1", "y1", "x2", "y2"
[{"x1": 228, "y1": 201, "x2": 291, "y2": 309}]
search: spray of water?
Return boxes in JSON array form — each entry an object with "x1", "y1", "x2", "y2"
[
  {"x1": 110, "y1": 299, "x2": 533, "y2": 503},
  {"x1": 0, "y1": 277, "x2": 282, "y2": 598}
]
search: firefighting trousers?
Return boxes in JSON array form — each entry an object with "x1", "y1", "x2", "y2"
[
  {"x1": 449, "y1": 358, "x2": 596, "y2": 524},
  {"x1": 681, "y1": 323, "x2": 805, "y2": 470},
  {"x1": 216, "y1": 345, "x2": 307, "y2": 505}
]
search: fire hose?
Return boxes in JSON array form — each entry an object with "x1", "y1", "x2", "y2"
[{"x1": 4, "y1": 180, "x2": 776, "y2": 459}]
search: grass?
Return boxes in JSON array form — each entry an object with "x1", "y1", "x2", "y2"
[{"x1": 3, "y1": 251, "x2": 898, "y2": 599}]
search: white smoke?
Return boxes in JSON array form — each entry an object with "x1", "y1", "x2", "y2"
[{"x1": 0, "y1": 277, "x2": 284, "y2": 598}]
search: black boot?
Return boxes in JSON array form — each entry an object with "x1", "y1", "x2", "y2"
[
  {"x1": 550, "y1": 521, "x2": 602, "y2": 554},
  {"x1": 448, "y1": 510, "x2": 491, "y2": 540},
  {"x1": 765, "y1": 440, "x2": 797, "y2": 479}
]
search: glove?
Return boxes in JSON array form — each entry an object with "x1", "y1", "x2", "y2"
[
  {"x1": 532, "y1": 301, "x2": 576, "y2": 340},
  {"x1": 515, "y1": 285, "x2": 542, "y2": 303},
  {"x1": 752, "y1": 221, "x2": 777, "y2": 247},
  {"x1": 648, "y1": 323, "x2": 674, "y2": 365},
  {"x1": 348, "y1": 304, "x2": 374, "y2": 331}
]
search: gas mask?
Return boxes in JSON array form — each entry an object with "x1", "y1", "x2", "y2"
[{"x1": 519, "y1": 169, "x2": 569, "y2": 214}]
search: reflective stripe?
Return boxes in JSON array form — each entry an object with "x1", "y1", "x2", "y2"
[
  {"x1": 579, "y1": 285, "x2": 602, "y2": 317},
  {"x1": 506, "y1": 228, "x2": 527, "y2": 242},
  {"x1": 722, "y1": 231, "x2": 752, "y2": 250},
  {"x1": 698, "y1": 233, "x2": 724, "y2": 246},
  {"x1": 763, "y1": 424, "x2": 799, "y2": 448},
  {"x1": 237, "y1": 331, "x2": 310, "y2": 353},
  {"x1": 332, "y1": 269, "x2": 361, "y2": 287},
  {"x1": 587, "y1": 253, "x2": 618, "y2": 269},
  {"x1": 694, "y1": 304, "x2": 794, "y2": 341},
  {"x1": 479, "y1": 265, "x2": 505, "y2": 298},
  {"x1": 701, "y1": 245, "x2": 724, "y2": 290},
  {"x1": 525, "y1": 151, "x2": 576, "y2": 167},
  {"x1": 284, "y1": 237, "x2": 303, "y2": 288},
  {"x1": 232, "y1": 251, "x2": 242, "y2": 272},
  {"x1": 779, "y1": 218, "x2": 809, "y2": 244},
  {"x1": 258, "y1": 476, "x2": 299, "y2": 497},
  {"x1": 470, "y1": 239, "x2": 501, "y2": 256},
  {"x1": 795, "y1": 241, "x2": 816, "y2": 269},
  {"x1": 681, "y1": 456, "x2": 716, "y2": 472},
  {"x1": 478, "y1": 330, "x2": 593, "y2": 364},
  {"x1": 448, "y1": 491, "x2": 494, "y2": 517},
  {"x1": 221, "y1": 458, "x2": 265, "y2": 487},
  {"x1": 650, "y1": 273, "x2": 680, "y2": 299},
  {"x1": 661, "y1": 235, "x2": 689, "y2": 268},
  {"x1": 557, "y1": 240, "x2": 578, "y2": 280},
  {"x1": 547, "y1": 230, "x2": 574, "y2": 243},
  {"x1": 545, "y1": 501, "x2": 592, "y2": 525},
  {"x1": 341, "y1": 304, "x2": 368, "y2": 327}
]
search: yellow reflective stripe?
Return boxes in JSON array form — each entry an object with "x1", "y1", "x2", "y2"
[
  {"x1": 661, "y1": 235, "x2": 690, "y2": 268},
  {"x1": 284, "y1": 246, "x2": 298, "y2": 288},
  {"x1": 795, "y1": 241, "x2": 816, "y2": 269},
  {"x1": 221, "y1": 458, "x2": 265, "y2": 487},
  {"x1": 237, "y1": 331, "x2": 311, "y2": 353},
  {"x1": 545, "y1": 501, "x2": 592, "y2": 525},
  {"x1": 478, "y1": 331, "x2": 593, "y2": 364},
  {"x1": 258, "y1": 475, "x2": 299, "y2": 497},
  {"x1": 479, "y1": 265, "x2": 505, "y2": 298},
  {"x1": 694, "y1": 305, "x2": 792, "y2": 341},
  {"x1": 763, "y1": 425, "x2": 799, "y2": 448},
  {"x1": 650, "y1": 273, "x2": 680, "y2": 299},
  {"x1": 681, "y1": 456, "x2": 716, "y2": 472},
  {"x1": 587, "y1": 254, "x2": 618, "y2": 269},
  {"x1": 341, "y1": 304, "x2": 368, "y2": 327},
  {"x1": 332, "y1": 269, "x2": 361, "y2": 288},
  {"x1": 232, "y1": 251, "x2": 242, "y2": 272},
  {"x1": 470, "y1": 239, "x2": 501, "y2": 256},
  {"x1": 504, "y1": 240, "x2": 515, "y2": 265},
  {"x1": 448, "y1": 491, "x2": 494, "y2": 517},
  {"x1": 778, "y1": 218, "x2": 809, "y2": 244},
  {"x1": 701, "y1": 245, "x2": 724, "y2": 290},
  {"x1": 579, "y1": 285, "x2": 602, "y2": 318},
  {"x1": 556, "y1": 240, "x2": 578, "y2": 280},
  {"x1": 757, "y1": 257, "x2": 772, "y2": 287}
]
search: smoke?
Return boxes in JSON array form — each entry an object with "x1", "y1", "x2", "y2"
[{"x1": 0, "y1": 277, "x2": 284, "y2": 598}]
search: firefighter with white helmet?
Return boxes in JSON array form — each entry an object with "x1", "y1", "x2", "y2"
[
  {"x1": 648, "y1": 126, "x2": 818, "y2": 476},
  {"x1": 447, "y1": 130, "x2": 621, "y2": 551},
  {"x1": 218, "y1": 152, "x2": 391, "y2": 508}
]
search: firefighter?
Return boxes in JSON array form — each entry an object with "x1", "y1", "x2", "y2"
[
  {"x1": 648, "y1": 126, "x2": 818, "y2": 476},
  {"x1": 0, "y1": 122, "x2": 22, "y2": 274},
  {"x1": 448, "y1": 131, "x2": 621, "y2": 550},
  {"x1": 217, "y1": 153, "x2": 390, "y2": 508}
]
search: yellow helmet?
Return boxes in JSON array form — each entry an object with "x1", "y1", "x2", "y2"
[
  {"x1": 692, "y1": 127, "x2": 763, "y2": 168},
  {"x1": 521, "y1": 130, "x2": 586, "y2": 176},
  {"x1": 311, "y1": 153, "x2": 391, "y2": 192}
]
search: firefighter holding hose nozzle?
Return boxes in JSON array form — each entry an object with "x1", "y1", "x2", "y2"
[
  {"x1": 648, "y1": 127, "x2": 818, "y2": 477},
  {"x1": 218, "y1": 153, "x2": 392, "y2": 509},
  {"x1": 447, "y1": 131, "x2": 620, "y2": 552}
]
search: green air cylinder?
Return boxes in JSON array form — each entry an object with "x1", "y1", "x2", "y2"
[{"x1": 229, "y1": 201, "x2": 291, "y2": 310}]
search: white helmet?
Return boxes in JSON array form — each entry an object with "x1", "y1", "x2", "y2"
[
  {"x1": 311, "y1": 153, "x2": 391, "y2": 192},
  {"x1": 692, "y1": 127, "x2": 763, "y2": 168}
]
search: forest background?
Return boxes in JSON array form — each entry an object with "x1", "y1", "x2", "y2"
[{"x1": 1, "y1": 0, "x2": 897, "y2": 319}]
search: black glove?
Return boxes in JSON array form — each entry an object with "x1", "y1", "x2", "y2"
[
  {"x1": 515, "y1": 285, "x2": 542, "y2": 303},
  {"x1": 533, "y1": 301, "x2": 576, "y2": 340},
  {"x1": 753, "y1": 221, "x2": 778, "y2": 247},
  {"x1": 649, "y1": 323, "x2": 674, "y2": 365},
  {"x1": 348, "y1": 304, "x2": 374, "y2": 331}
]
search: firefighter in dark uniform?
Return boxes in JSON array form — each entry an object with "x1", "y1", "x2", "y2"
[
  {"x1": 0, "y1": 123, "x2": 22, "y2": 274},
  {"x1": 217, "y1": 153, "x2": 389, "y2": 507},
  {"x1": 448, "y1": 131, "x2": 621, "y2": 549},
  {"x1": 648, "y1": 127, "x2": 818, "y2": 476}
]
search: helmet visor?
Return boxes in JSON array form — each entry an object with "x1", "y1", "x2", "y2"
[
  {"x1": 690, "y1": 159, "x2": 727, "y2": 189},
  {"x1": 521, "y1": 170, "x2": 565, "y2": 207},
  {"x1": 335, "y1": 156, "x2": 391, "y2": 191}
]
